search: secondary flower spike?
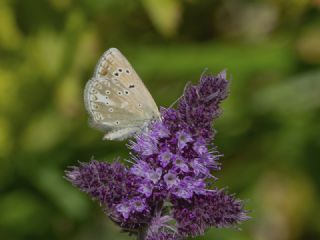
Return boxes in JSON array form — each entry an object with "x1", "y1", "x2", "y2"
[{"x1": 66, "y1": 71, "x2": 249, "y2": 240}]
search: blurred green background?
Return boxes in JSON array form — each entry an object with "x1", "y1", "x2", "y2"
[{"x1": 0, "y1": 0, "x2": 320, "y2": 239}]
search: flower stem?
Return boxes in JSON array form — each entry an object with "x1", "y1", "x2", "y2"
[{"x1": 137, "y1": 229, "x2": 146, "y2": 240}]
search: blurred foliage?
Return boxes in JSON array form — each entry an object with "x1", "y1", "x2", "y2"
[{"x1": 0, "y1": 0, "x2": 319, "y2": 240}]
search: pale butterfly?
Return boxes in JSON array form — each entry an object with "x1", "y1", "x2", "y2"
[{"x1": 84, "y1": 48, "x2": 160, "y2": 140}]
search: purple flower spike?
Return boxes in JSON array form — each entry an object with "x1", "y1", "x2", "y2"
[
  {"x1": 173, "y1": 190, "x2": 250, "y2": 237},
  {"x1": 178, "y1": 71, "x2": 229, "y2": 140},
  {"x1": 66, "y1": 71, "x2": 249, "y2": 239}
]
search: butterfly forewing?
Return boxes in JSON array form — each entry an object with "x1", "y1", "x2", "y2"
[
  {"x1": 84, "y1": 48, "x2": 159, "y2": 140},
  {"x1": 93, "y1": 48, "x2": 158, "y2": 111}
]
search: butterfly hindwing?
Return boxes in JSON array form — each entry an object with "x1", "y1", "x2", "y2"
[{"x1": 84, "y1": 77, "x2": 150, "y2": 129}]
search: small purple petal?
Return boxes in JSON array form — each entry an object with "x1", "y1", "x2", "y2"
[
  {"x1": 193, "y1": 139, "x2": 208, "y2": 155},
  {"x1": 131, "y1": 160, "x2": 151, "y2": 178},
  {"x1": 116, "y1": 202, "x2": 132, "y2": 219},
  {"x1": 172, "y1": 186, "x2": 193, "y2": 199},
  {"x1": 138, "y1": 181, "x2": 154, "y2": 197},
  {"x1": 176, "y1": 130, "x2": 193, "y2": 150},
  {"x1": 159, "y1": 151, "x2": 173, "y2": 168},
  {"x1": 164, "y1": 172, "x2": 179, "y2": 188},
  {"x1": 151, "y1": 122, "x2": 170, "y2": 139},
  {"x1": 173, "y1": 157, "x2": 189, "y2": 173},
  {"x1": 190, "y1": 159, "x2": 210, "y2": 177},
  {"x1": 148, "y1": 168, "x2": 162, "y2": 184},
  {"x1": 132, "y1": 197, "x2": 147, "y2": 212}
]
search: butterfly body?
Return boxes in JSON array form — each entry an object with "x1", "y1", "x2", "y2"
[{"x1": 84, "y1": 48, "x2": 159, "y2": 140}]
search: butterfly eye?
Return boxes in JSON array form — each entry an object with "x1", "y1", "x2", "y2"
[
  {"x1": 114, "y1": 72, "x2": 119, "y2": 76},
  {"x1": 126, "y1": 69, "x2": 130, "y2": 74},
  {"x1": 106, "y1": 90, "x2": 111, "y2": 94},
  {"x1": 115, "y1": 121, "x2": 119, "y2": 125},
  {"x1": 118, "y1": 68, "x2": 123, "y2": 72},
  {"x1": 117, "y1": 91, "x2": 122, "y2": 95},
  {"x1": 109, "y1": 108, "x2": 113, "y2": 112},
  {"x1": 124, "y1": 90, "x2": 129, "y2": 95}
]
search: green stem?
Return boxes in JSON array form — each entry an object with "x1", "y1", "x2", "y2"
[
  {"x1": 137, "y1": 201, "x2": 164, "y2": 240},
  {"x1": 137, "y1": 228, "x2": 146, "y2": 240}
]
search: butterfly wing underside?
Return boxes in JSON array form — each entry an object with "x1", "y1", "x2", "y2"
[{"x1": 84, "y1": 48, "x2": 159, "y2": 140}]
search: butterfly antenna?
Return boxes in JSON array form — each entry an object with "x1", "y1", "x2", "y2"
[
  {"x1": 168, "y1": 95, "x2": 183, "y2": 108},
  {"x1": 167, "y1": 68, "x2": 210, "y2": 109},
  {"x1": 169, "y1": 78, "x2": 196, "y2": 109},
  {"x1": 200, "y1": 67, "x2": 209, "y2": 79}
]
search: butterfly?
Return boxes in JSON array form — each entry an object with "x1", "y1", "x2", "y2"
[{"x1": 84, "y1": 48, "x2": 160, "y2": 140}]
